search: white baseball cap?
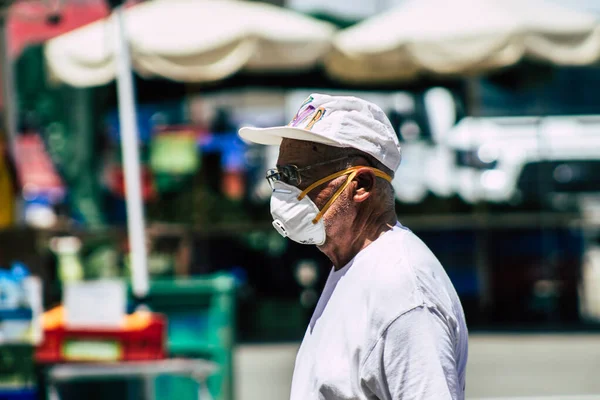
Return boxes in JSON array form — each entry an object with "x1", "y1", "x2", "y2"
[{"x1": 238, "y1": 93, "x2": 402, "y2": 172}]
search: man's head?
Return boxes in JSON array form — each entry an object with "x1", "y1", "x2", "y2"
[
  {"x1": 238, "y1": 93, "x2": 401, "y2": 247},
  {"x1": 239, "y1": 93, "x2": 402, "y2": 172}
]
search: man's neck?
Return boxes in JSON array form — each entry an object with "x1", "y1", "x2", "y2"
[{"x1": 319, "y1": 212, "x2": 397, "y2": 270}]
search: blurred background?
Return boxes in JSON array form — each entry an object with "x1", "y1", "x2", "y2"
[{"x1": 1, "y1": 0, "x2": 600, "y2": 399}]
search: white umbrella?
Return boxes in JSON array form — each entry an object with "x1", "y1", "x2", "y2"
[
  {"x1": 44, "y1": 0, "x2": 336, "y2": 87},
  {"x1": 325, "y1": 0, "x2": 600, "y2": 83}
]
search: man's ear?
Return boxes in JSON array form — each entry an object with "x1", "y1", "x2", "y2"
[{"x1": 352, "y1": 168, "x2": 375, "y2": 203}]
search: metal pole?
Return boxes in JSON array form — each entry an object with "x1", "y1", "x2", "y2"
[
  {"x1": 112, "y1": 5, "x2": 149, "y2": 298},
  {"x1": 0, "y1": 14, "x2": 18, "y2": 162}
]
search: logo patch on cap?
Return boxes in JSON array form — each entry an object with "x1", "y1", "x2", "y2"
[
  {"x1": 289, "y1": 104, "x2": 316, "y2": 127},
  {"x1": 305, "y1": 107, "x2": 325, "y2": 130},
  {"x1": 289, "y1": 98, "x2": 326, "y2": 131},
  {"x1": 300, "y1": 95, "x2": 313, "y2": 108}
]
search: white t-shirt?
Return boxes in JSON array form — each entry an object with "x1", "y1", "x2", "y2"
[{"x1": 290, "y1": 223, "x2": 468, "y2": 400}]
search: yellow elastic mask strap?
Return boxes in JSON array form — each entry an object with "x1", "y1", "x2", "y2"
[
  {"x1": 312, "y1": 170, "x2": 358, "y2": 224},
  {"x1": 296, "y1": 166, "x2": 393, "y2": 224}
]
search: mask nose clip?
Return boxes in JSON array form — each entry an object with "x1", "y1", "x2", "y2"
[{"x1": 272, "y1": 219, "x2": 289, "y2": 238}]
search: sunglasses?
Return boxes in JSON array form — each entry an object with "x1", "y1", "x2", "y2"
[{"x1": 266, "y1": 154, "x2": 370, "y2": 189}]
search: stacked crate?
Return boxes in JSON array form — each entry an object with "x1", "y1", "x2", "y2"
[{"x1": 141, "y1": 272, "x2": 236, "y2": 400}]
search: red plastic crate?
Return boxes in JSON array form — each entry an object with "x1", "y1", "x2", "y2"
[{"x1": 35, "y1": 314, "x2": 167, "y2": 363}]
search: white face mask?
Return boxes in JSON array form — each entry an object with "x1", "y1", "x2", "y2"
[
  {"x1": 270, "y1": 181, "x2": 326, "y2": 245},
  {"x1": 269, "y1": 166, "x2": 393, "y2": 246}
]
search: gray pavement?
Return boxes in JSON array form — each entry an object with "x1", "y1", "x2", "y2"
[{"x1": 234, "y1": 334, "x2": 600, "y2": 400}]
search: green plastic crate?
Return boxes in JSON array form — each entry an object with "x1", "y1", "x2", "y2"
[{"x1": 135, "y1": 273, "x2": 236, "y2": 400}]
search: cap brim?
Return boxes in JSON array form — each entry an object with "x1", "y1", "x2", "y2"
[{"x1": 238, "y1": 126, "x2": 339, "y2": 146}]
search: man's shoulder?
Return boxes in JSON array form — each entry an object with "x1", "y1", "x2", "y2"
[
  {"x1": 367, "y1": 225, "x2": 440, "y2": 274},
  {"x1": 349, "y1": 229, "x2": 426, "y2": 329},
  {"x1": 353, "y1": 226, "x2": 450, "y2": 330}
]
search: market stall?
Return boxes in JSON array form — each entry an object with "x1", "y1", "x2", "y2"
[
  {"x1": 2, "y1": 2, "x2": 336, "y2": 400},
  {"x1": 41, "y1": 0, "x2": 335, "y2": 298}
]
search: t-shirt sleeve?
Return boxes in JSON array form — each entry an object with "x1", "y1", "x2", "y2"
[{"x1": 359, "y1": 306, "x2": 459, "y2": 400}]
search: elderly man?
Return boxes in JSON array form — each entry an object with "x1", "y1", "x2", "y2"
[{"x1": 239, "y1": 94, "x2": 468, "y2": 400}]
